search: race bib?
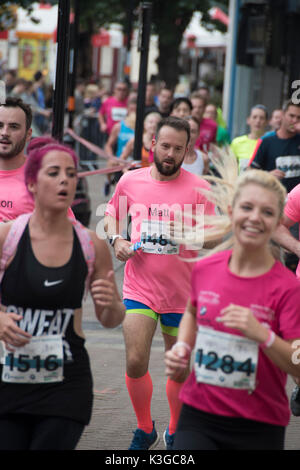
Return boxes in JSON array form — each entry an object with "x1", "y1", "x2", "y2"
[
  {"x1": 140, "y1": 219, "x2": 179, "y2": 255},
  {"x1": 194, "y1": 326, "x2": 258, "y2": 390},
  {"x1": 2, "y1": 335, "x2": 64, "y2": 384},
  {"x1": 276, "y1": 155, "x2": 300, "y2": 178},
  {"x1": 111, "y1": 107, "x2": 127, "y2": 122}
]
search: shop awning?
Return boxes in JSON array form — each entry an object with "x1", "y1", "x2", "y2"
[
  {"x1": 16, "y1": 2, "x2": 58, "y2": 41},
  {"x1": 91, "y1": 26, "x2": 124, "y2": 49},
  {"x1": 182, "y1": 12, "x2": 227, "y2": 49}
]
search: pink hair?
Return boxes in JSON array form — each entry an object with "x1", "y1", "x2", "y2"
[
  {"x1": 25, "y1": 143, "x2": 79, "y2": 190},
  {"x1": 27, "y1": 136, "x2": 57, "y2": 154}
]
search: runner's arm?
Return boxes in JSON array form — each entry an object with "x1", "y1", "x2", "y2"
[
  {"x1": 89, "y1": 233, "x2": 125, "y2": 328},
  {"x1": 217, "y1": 304, "x2": 300, "y2": 377},
  {"x1": 98, "y1": 111, "x2": 107, "y2": 133},
  {"x1": 174, "y1": 299, "x2": 197, "y2": 350},
  {"x1": 104, "y1": 214, "x2": 134, "y2": 261},
  {"x1": 119, "y1": 138, "x2": 134, "y2": 161},
  {"x1": 272, "y1": 214, "x2": 300, "y2": 258},
  {"x1": 104, "y1": 123, "x2": 120, "y2": 157},
  {"x1": 165, "y1": 300, "x2": 197, "y2": 380}
]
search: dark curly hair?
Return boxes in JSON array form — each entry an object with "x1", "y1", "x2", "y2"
[{"x1": 0, "y1": 96, "x2": 32, "y2": 130}]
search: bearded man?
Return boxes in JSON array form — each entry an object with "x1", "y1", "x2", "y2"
[
  {"x1": 0, "y1": 97, "x2": 34, "y2": 221},
  {"x1": 104, "y1": 116, "x2": 215, "y2": 450}
]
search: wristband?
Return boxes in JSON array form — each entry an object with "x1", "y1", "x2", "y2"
[
  {"x1": 130, "y1": 242, "x2": 142, "y2": 252},
  {"x1": 260, "y1": 330, "x2": 276, "y2": 349},
  {"x1": 172, "y1": 341, "x2": 192, "y2": 354},
  {"x1": 109, "y1": 234, "x2": 123, "y2": 247}
]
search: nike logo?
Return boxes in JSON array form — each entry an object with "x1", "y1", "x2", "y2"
[{"x1": 44, "y1": 279, "x2": 64, "y2": 287}]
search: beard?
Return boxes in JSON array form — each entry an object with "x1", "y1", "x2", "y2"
[
  {"x1": 153, "y1": 149, "x2": 184, "y2": 177},
  {"x1": 0, "y1": 133, "x2": 27, "y2": 160}
]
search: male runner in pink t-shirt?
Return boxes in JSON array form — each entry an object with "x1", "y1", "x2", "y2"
[
  {"x1": 0, "y1": 97, "x2": 74, "y2": 221},
  {"x1": 0, "y1": 97, "x2": 34, "y2": 221},
  {"x1": 270, "y1": 184, "x2": 300, "y2": 416},
  {"x1": 104, "y1": 116, "x2": 215, "y2": 450},
  {"x1": 273, "y1": 183, "x2": 300, "y2": 278}
]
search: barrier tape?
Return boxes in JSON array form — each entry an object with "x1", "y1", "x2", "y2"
[
  {"x1": 66, "y1": 127, "x2": 130, "y2": 165},
  {"x1": 65, "y1": 127, "x2": 141, "y2": 178},
  {"x1": 78, "y1": 165, "x2": 133, "y2": 178}
]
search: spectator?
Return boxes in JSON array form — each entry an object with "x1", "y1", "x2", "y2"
[
  {"x1": 144, "y1": 82, "x2": 160, "y2": 116},
  {"x1": 32, "y1": 71, "x2": 50, "y2": 133},
  {"x1": 84, "y1": 84, "x2": 101, "y2": 114},
  {"x1": 20, "y1": 81, "x2": 51, "y2": 136},
  {"x1": 74, "y1": 79, "x2": 86, "y2": 117},
  {"x1": 4, "y1": 70, "x2": 17, "y2": 96},
  {"x1": 44, "y1": 83, "x2": 54, "y2": 109},
  {"x1": 10, "y1": 78, "x2": 27, "y2": 99}
]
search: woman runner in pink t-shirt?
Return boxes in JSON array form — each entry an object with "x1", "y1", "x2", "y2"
[{"x1": 165, "y1": 150, "x2": 300, "y2": 450}]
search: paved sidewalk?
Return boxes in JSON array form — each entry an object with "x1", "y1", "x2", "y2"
[{"x1": 75, "y1": 163, "x2": 300, "y2": 451}]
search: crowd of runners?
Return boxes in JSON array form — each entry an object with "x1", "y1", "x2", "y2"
[{"x1": 1, "y1": 71, "x2": 300, "y2": 451}]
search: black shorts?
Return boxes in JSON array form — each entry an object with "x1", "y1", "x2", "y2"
[
  {"x1": 0, "y1": 413, "x2": 85, "y2": 450},
  {"x1": 173, "y1": 404, "x2": 285, "y2": 450}
]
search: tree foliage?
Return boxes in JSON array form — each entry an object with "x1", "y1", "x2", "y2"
[
  {"x1": 78, "y1": 0, "x2": 229, "y2": 86},
  {"x1": 2, "y1": 0, "x2": 229, "y2": 86}
]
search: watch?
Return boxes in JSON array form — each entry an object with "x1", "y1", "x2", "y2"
[{"x1": 109, "y1": 234, "x2": 123, "y2": 246}]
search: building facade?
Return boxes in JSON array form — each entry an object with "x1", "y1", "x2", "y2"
[{"x1": 224, "y1": 0, "x2": 300, "y2": 138}]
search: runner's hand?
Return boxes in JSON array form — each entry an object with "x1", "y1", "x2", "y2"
[
  {"x1": 216, "y1": 304, "x2": 269, "y2": 343},
  {"x1": 100, "y1": 122, "x2": 107, "y2": 133},
  {"x1": 91, "y1": 270, "x2": 119, "y2": 308},
  {"x1": 165, "y1": 344, "x2": 189, "y2": 380},
  {"x1": 114, "y1": 238, "x2": 135, "y2": 262},
  {"x1": 0, "y1": 312, "x2": 31, "y2": 351},
  {"x1": 270, "y1": 169, "x2": 285, "y2": 180}
]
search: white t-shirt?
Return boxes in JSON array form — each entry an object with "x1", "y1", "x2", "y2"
[{"x1": 181, "y1": 149, "x2": 204, "y2": 175}]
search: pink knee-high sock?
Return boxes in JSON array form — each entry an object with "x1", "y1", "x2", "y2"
[
  {"x1": 166, "y1": 378, "x2": 183, "y2": 435},
  {"x1": 125, "y1": 371, "x2": 153, "y2": 433}
]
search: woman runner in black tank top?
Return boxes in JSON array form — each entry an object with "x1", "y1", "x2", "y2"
[{"x1": 0, "y1": 141, "x2": 125, "y2": 450}]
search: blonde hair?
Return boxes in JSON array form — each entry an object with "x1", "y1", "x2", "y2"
[
  {"x1": 84, "y1": 84, "x2": 99, "y2": 99},
  {"x1": 178, "y1": 146, "x2": 287, "y2": 258}
]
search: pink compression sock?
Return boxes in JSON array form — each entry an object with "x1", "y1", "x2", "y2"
[
  {"x1": 166, "y1": 378, "x2": 183, "y2": 435},
  {"x1": 125, "y1": 371, "x2": 153, "y2": 433}
]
